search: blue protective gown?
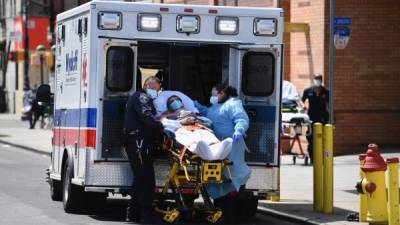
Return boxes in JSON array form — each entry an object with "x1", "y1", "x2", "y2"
[{"x1": 196, "y1": 97, "x2": 251, "y2": 199}]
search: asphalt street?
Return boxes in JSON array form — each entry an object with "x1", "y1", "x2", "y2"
[{"x1": 0, "y1": 144, "x2": 298, "y2": 225}]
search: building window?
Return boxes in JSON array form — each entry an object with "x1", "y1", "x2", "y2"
[
  {"x1": 241, "y1": 52, "x2": 275, "y2": 96},
  {"x1": 106, "y1": 46, "x2": 134, "y2": 92}
]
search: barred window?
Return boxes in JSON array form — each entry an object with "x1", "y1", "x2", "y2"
[
  {"x1": 106, "y1": 47, "x2": 134, "y2": 92},
  {"x1": 242, "y1": 52, "x2": 275, "y2": 96}
]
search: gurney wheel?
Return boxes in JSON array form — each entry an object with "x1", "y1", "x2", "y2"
[
  {"x1": 292, "y1": 155, "x2": 296, "y2": 165},
  {"x1": 304, "y1": 156, "x2": 309, "y2": 165}
]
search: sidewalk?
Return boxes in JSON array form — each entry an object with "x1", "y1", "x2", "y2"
[
  {"x1": 0, "y1": 113, "x2": 398, "y2": 224},
  {"x1": 0, "y1": 114, "x2": 52, "y2": 154}
]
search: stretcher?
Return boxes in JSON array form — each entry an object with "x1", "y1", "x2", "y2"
[
  {"x1": 280, "y1": 104, "x2": 312, "y2": 165},
  {"x1": 156, "y1": 120, "x2": 233, "y2": 223}
]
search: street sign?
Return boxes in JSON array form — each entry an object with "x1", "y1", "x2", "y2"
[
  {"x1": 334, "y1": 17, "x2": 351, "y2": 26},
  {"x1": 334, "y1": 26, "x2": 350, "y2": 50},
  {"x1": 9, "y1": 31, "x2": 21, "y2": 41}
]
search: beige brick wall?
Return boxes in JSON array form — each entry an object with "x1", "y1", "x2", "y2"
[{"x1": 289, "y1": 0, "x2": 326, "y2": 93}]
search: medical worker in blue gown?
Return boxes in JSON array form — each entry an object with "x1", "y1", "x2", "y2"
[{"x1": 195, "y1": 84, "x2": 251, "y2": 221}]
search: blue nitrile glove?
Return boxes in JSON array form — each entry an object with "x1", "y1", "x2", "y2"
[{"x1": 233, "y1": 129, "x2": 244, "y2": 142}]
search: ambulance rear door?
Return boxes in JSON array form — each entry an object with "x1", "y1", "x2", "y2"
[{"x1": 230, "y1": 44, "x2": 282, "y2": 192}]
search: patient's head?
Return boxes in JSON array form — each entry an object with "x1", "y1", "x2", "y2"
[{"x1": 167, "y1": 95, "x2": 184, "y2": 113}]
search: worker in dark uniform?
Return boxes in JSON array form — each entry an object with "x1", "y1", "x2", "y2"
[
  {"x1": 302, "y1": 74, "x2": 329, "y2": 164},
  {"x1": 124, "y1": 76, "x2": 163, "y2": 223}
]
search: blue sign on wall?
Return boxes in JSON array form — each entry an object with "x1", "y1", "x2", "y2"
[
  {"x1": 334, "y1": 26, "x2": 350, "y2": 49},
  {"x1": 334, "y1": 17, "x2": 351, "y2": 26}
]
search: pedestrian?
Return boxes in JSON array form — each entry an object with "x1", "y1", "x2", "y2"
[
  {"x1": 123, "y1": 76, "x2": 164, "y2": 223},
  {"x1": 28, "y1": 87, "x2": 43, "y2": 129},
  {"x1": 301, "y1": 74, "x2": 329, "y2": 164},
  {"x1": 195, "y1": 84, "x2": 251, "y2": 222}
]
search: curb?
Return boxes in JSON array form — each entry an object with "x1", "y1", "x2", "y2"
[
  {"x1": 0, "y1": 139, "x2": 51, "y2": 156},
  {"x1": 258, "y1": 206, "x2": 320, "y2": 225}
]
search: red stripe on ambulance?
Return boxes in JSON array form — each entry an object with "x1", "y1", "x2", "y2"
[{"x1": 53, "y1": 128, "x2": 96, "y2": 149}]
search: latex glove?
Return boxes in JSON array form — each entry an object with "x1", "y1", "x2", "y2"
[{"x1": 232, "y1": 130, "x2": 243, "y2": 142}]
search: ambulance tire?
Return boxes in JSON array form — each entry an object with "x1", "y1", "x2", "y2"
[
  {"x1": 62, "y1": 159, "x2": 83, "y2": 213},
  {"x1": 235, "y1": 192, "x2": 258, "y2": 218},
  {"x1": 50, "y1": 179, "x2": 62, "y2": 201}
]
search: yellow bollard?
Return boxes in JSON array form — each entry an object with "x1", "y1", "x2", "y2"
[
  {"x1": 313, "y1": 123, "x2": 323, "y2": 212},
  {"x1": 360, "y1": 144, "x2": 388, "y2": 224},
  {"x1": 387, "y1": 157, "x2": 399, "y2": 225},
  {"x1": 323, "y1": 124, "x2": 333, "y2": 214},
  {"x1": 358, "y1": 154, "x2": 367, "y2": 222}
]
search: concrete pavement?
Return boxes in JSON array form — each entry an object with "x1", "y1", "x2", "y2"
[{"x1": 0, "y1": 113, "x2": 398, "y2": 224}]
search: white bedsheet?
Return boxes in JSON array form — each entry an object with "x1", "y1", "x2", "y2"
[
  {"x1": 281, "y1": 112, "x2": 311, "y2": 123},
  {"x1": 161, "y1": 118, "x2": 232, "y2": 160}
]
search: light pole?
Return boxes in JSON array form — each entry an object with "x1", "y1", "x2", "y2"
[
  {"x1": 22, "y1": 0, "x2": 30, "y2": 90},
  {"x1": 328, "y1": 0, "x2": 335, "y2": 124},
  {"x1": 48, "y1": 0, "x2": 55, "y2": 46},
  {"x1": 36, "y1": 44, "x2": 45, "y2": 85}
]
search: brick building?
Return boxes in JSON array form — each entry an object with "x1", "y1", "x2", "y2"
[
  {"x1": 1, "y1": 0, "x2": 399, "y2": 154},
  {"x1": 160, "y1": 0, "x2": 400, "y2": 154}
]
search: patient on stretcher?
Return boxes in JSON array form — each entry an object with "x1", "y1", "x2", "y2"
[{"x1": 159, "y1": 95, "x2": 233, "y2": 161}]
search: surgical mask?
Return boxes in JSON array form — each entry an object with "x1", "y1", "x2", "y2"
[
  {"x1": 170, "y1": 100, "x2": 183, "y2": 111},
  {"x1": 146, "y1": 89, "x2": 158, "y2": 99},
  {"x1": 313, "y1": 79, "x2": 322, "y2": 86},
  {"x1": 210, "y1": 96, "x2": 218, "y2": 105}
]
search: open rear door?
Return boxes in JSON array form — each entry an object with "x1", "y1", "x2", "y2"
[
  {"x1": 229, "y1": 44, "x2": 282, "y2": 196},
  {"x1": 231, "y1": 45, "x2": 282, "y2": 166},
  {"x1": 98, "y1": 38, "x2": 137, "y2": 160}
]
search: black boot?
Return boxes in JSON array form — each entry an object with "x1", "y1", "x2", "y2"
[
  {"x1": 214, "y1": 194, "x2": 235, "y2": 224},
  {"x1": 126, "y1": 203, "x2": 141, "y2": 222},
  {"x1": 140, "y1": 207, "x2": 158, "y2": 224}
]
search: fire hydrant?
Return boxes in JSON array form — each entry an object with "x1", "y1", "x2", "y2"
[{"x1": 356, "y1": 144, "x2": 388, "y2": 224}]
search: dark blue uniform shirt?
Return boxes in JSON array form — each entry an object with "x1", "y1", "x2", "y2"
[
  {"x1": 302, "y1": 86, "x2": 329, "y2": 123},
  {"x1": 124, "y1": 91, "x2": 163, "y2": 141}
]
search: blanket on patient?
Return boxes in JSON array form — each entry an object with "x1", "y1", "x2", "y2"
[{"x1": 161, "y1": 118, "x2": 232, "y2": 161}]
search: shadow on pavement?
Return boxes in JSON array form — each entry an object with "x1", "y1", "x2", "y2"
[
  {"x1": 86, "y1": 198, "x2": 127, "y2": 222},
  {"x1": 259, "y1": 202, "x2": 356, "y2": 224},
  {"x1": 86, "y1": 198, "x2": 268, "y2": 224}
]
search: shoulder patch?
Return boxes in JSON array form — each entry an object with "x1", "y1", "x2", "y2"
[{"x1": 139, "y1": 93, "x2": 150, "y2": 104}]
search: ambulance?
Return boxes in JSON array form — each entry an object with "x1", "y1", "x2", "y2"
[{"x1": 38, "y1": 0, "x2": 284, "y2": 215}]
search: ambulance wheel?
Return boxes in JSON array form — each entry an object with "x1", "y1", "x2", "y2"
[
  {"x1": 292, "y1": 156, "x2": 296, "y2": 165},
  {"x1": 50, "y1": 179, "x2": 62, "y2": 201},
  {"x1": 62, "y1": 159, "x2": 83, "y2": 213},
  {"x1": 236, "y1": 192, "x2": 258, "y2": 218}
]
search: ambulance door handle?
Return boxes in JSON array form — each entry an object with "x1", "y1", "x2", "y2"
[
  {"x1": 246, "y1": 109, "x2": 257, "y2": 119},
  {"x1": 74, "y1": 143, "x2": 78, "y2": 157}
]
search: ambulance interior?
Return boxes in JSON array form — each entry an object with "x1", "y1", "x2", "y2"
[
  {"x1": 137, "y1": 42, "x2": 228, "y2": 104},
  {"x1": 102, "y1": 41, "x2": 229, "y2": 159}
]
